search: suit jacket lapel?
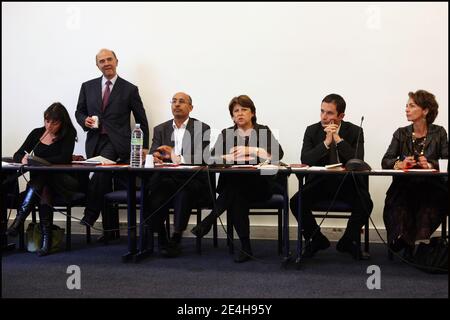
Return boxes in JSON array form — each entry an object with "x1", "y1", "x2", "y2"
[
  {"x1": 316, "y1": 122, "x2": 326, "y2": 144},
  {"x1": 339, "y1": 121, "x2": 349, "y2": 139},
  {"x1": 165, "y1": 121, "x2": 175, "y2": 148},
  {"x1": 96, "y1": 77, "x2": 103, "y2": 112},
  {"x1": 104, "y1": 77, "x2": 121, "y2": 111}
]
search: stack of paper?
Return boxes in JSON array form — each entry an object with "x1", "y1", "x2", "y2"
[{"x1": 72, "y1": 156, "x2": 116, "y2": 165}]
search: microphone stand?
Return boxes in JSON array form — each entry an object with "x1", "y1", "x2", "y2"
[{"x1": 345, "y1": 116, "x2": 371, "y2": 171}]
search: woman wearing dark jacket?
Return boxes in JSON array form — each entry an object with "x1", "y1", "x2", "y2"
[
  {"x1": 7, "y1": 102, "x2": 79, "y2": 256},
  {"x1": 191, "y1": 95, "x2": 284, "y2": 262},
  {"x1": 381, "y1": 90, "x2": 448, "y2": 257}
]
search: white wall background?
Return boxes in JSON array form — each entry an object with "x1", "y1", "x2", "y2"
[{"x1": 2, "y1": 2, "x2": 448, "y2": 229}]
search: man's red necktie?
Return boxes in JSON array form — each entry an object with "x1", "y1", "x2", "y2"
[
  {"x1": 102, "y1": 80, "x2": 112, "y2": 112},
  {"x1": 100, "y1": 80, "x2": 112, "y2": 134}
]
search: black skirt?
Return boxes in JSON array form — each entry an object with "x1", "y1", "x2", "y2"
[{"x1": 383, "y1": 176, "x2": 448, "y2": 245}]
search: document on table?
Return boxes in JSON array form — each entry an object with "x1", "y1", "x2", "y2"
[
  {"x1": 72, "y1": 156, "x2": 116, "y2": 165},
  {"x1": 154, "y1": 163, "x2": 200, "y2": 169},
  {"x1": 307, "y1": 166, "x2": 345, "y2": 171},
  {"x1": 289, "y1": 164, "x2": 310, "y2": 171},
  {"x1": 371, "y1": 169, "x2": 398, "y2": 173},
  {"x1": 231, "y1": 165, "x2": 257, "y2": 168}
]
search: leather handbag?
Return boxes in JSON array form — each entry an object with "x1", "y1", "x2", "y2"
[
  {"x1": 413, "y1": 237, "x2": 448, "y2": 274},
  {"x1": 25, "y1": 222, "x2": 65, "y2": 253}
]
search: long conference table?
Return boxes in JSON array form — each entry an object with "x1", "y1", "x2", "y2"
[{"x1": 2, "y1": 162, "x2": 448, "y2": 268}]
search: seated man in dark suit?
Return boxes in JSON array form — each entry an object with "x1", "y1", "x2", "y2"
[
  {"x1": 75, "y1": 48, "x2": 149, "y2": 241},
  {"x1": 144, "y1": 92, "x2": 210, "y2": 257},
  {"x1": 290, "y1": 94, "x2": 373, "y2": 260}
]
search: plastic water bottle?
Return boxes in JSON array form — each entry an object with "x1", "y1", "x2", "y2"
[{"x1": 130, "y1": 123, "x2": 143, "y2": 167}]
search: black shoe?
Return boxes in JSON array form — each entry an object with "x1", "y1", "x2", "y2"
[
  {"x1": 97, "y1": 230, "x2": 120, "y2": 243},
  {"x1": 389, "y1": 237, "x2": 409, "y2": 253},
  {"x1": 234, "y1": 250, "x2": 253, "y2": 263},
  {"x1": 171, "y1": 232, "x2": 182, "y2": 244},
  {"x1": 336, "y1": 237, "x2": 368, "y2": 260},
  {"x1": 6, "y1": 222, "x2": 21, "y2": 237},
  {"x1": 302, "y1": 233, "x2": 330, "y2": 258},
  {"x1": 191, "y1": 220, "x2": 213, "y2": 238},
  {"x1": 160, "y1": 241, "x2": 181, "y2": 258}
]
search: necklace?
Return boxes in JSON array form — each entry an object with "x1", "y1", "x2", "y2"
[{"x1": 411, "y1": 130, "x2": 426, "y2": 158}]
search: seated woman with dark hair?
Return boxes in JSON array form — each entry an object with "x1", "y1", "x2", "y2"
[
  {"x1": 382, "y1": 90, "x2": 448, "y2": 258},
  {"x1": 7, "y1": 102, "x2": 80, "y2": 256},
  {"x1": 191, "y1": 95, "x2": 284, "y2": 263}
]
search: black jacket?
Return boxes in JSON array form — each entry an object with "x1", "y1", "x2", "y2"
[
  {"x1": 212, "y1": 123, "x2": 284, "y2": 195},
  {"x1": 300, "y1": 121, "x2": 365, "y2": 186},
  {"x1": 150, "y1": 117, "x2": 211, "y2": 165},
  {"x1": 301, "y1": 120, "x2": 364, "y2": 166},
  {"x1": 382, "y1": 124, "x2": 448, "y2": 169},
  {"x1": 75, "y1": 76, "x2": 149, "y2": 161}
]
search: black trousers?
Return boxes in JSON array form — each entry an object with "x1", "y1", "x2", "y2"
[
  {"x1": 144, "y1": 172, "x2": 207, "y2": 235},
  {"x1": 84, "y1": 135, "x2": 126, "y2": 223},
  {"x1": 214, "y1": 174, "x2": 274, "y2": 240},
  {"x1": 290, "y1": 175, "x2": 373, "y2": 241}
]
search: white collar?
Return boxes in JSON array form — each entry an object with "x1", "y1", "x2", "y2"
[
  {"x1": 102, "y1": 74, "x2": 118, "y2": 86},
  {"x1": 172, "y1": 118, "x2": 189, "y2": 129}
]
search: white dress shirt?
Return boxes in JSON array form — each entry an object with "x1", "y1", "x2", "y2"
[
  {"x1": 172, "y1": 118, "x2": 189, "y2": 164},
  {"x1": 102, "y1": 74, "x2": 118, "y2": 96}
]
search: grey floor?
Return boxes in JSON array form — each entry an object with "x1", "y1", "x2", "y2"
[{"x1": 2, "y1": 233, "x2": 447, "y2": 299}]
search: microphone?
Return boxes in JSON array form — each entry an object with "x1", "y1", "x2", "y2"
[
  {"x1": 345, "y1": 116, "x2": 371, "y2": 171},
  {"x1": 27, "y1": 130, "x2": 52, "y2": 166}
]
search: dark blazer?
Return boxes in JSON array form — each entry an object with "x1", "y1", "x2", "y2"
[
  {"x1": 150, "y1": 117, "x2": 211, "y2": 165},
  {"x1": 381, "y1": 124, "x2": 448, "y2": 169},
  {"x1": 301, "y1": 120, "x2": 365, "y2": 186},
  {"x1": 211, "y1": 123, "x2": 284, "y2": 164},
  {"x1": 301, "y1": 120, "x2": 364, "y2": 166},
  {"x1": 75, "y1": 76, "x2": 149, "y2": 161}
]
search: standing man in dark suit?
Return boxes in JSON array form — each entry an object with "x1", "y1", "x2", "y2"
[
  {"x1": 144, "y1": 92, "x2": 210, "y2": 257},
  {"x1": 290, "y1": 94, "x2": 373, "y2": 260},
  {"x1": 75, "y1": 48, "x2": 149, "y2": 239}
]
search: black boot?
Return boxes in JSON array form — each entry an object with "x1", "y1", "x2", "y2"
[
  {"x1": 37, "y1": 204, "x2": 53, "y2": 257},
  {"x1": 6, "y1": 185, "x2": 39, "y2": 237}
]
